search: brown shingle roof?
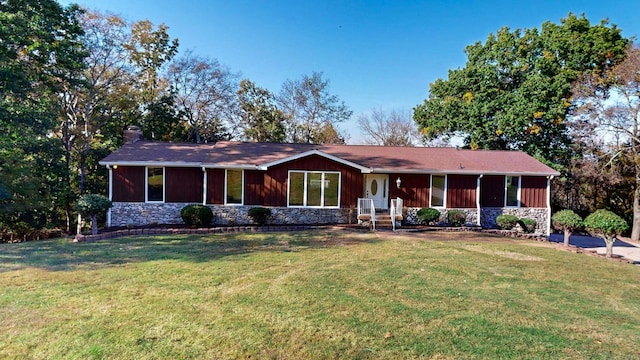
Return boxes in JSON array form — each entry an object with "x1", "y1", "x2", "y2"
[{"x1": 100, "y1": 141, "x2": 560, "y2": 176}]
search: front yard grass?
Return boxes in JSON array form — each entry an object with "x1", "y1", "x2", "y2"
[{"x1": 1, "y1": 229, "x2": 639, "y2": 359}]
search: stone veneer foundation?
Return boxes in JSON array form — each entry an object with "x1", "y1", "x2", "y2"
[
  {"x1": 109, "y1": 202, "x2": 351, "y2": 227},
  {"x1": 109, "y1": 203, "x2": 550, "y2": 234}
]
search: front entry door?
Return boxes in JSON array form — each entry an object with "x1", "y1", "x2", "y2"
[{"x1": 365, "y1": 175, "x2": 389, "y2": 210}]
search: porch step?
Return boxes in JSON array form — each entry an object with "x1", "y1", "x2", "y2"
[{"x1": 372, "y1": 214, "x2": 404, "y2": 229}]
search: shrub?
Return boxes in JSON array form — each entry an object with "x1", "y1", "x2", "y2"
[
  {"x1": 496, "y1": 214, "x2": 519, "y2": 230},
  {"x1": 76, "y1": 194, "x2": 113, "y2": 235},
  {"x1": 447, "y1": 210, "x2": 466, "y2": 227},
  {"x1": 248, "y1": 207, "x2": 272, "y2": 226},
  {"x1": 552, "y1": 209, "x2": 583, "y2": 246},
  {"x1": 416, "y1": 208, "x2": 441, "y2": 225},
  {"x1": 180, "y1": 205, "x2": 213, "y2": 227},
  {"x1": 518, "y1": 218, "x2": 537, "y2": 233},
  {"x1": 584, "y1": 209, "x2": 628, "y2": 258}
]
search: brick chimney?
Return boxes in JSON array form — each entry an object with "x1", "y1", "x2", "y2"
[{"x1": 123, "y1": 125, "x2": 143, "y2": 144}]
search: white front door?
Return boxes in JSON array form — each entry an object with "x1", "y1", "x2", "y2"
[{"x1": 365, "y1": 175, "x2": 389, "y2": 210}]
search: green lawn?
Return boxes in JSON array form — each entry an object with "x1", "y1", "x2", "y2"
[{"x1": 1, "y1": 229, "x2": 639, "y2": 359}]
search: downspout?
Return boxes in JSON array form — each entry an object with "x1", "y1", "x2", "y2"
[
  {"x1": 546, "y1": 175, "x2": 554, "y2": 236},
  {"x1": 476, "y1": 174, "x2": 483, "y2": 227},
  {"x1": 202, "y1": 167, "x2": 208, "y2": 205},
  {"x1": 107, "y1": 165, "x2": 113, "y2": 227}
]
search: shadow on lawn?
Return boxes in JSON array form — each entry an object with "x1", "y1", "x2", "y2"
[{"x1": 0, "y1": 229, "x2": 378, "y2": 272}]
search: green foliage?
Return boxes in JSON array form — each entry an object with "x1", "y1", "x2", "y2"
[
  {"x1": 416, "y1": 207, "x2": 441, "y2": 225},
  {"x1": 75, "y1": 194, "x2": 112, "y2": 217},
  {"x1": 180, "y1": 205, "x2": 213, "y2": 227},
  {"x1": 552, "y1": 209, "x2": 583, "y2": 231},
  {"x1": 238, "y1": 79, "x2": 286, "y2": 142},
  {"x1": 447, "y1": 210, "x2": 466, "y2": 227},
  {"x1": 584, "y1": 209, "x2": 628, "y2": 239},
  {"x1": 496, "y1": 214, "x2": 519, "y2": 230},
  {"x1": 413, "y1": 13, "x2": 628, "y2": 164},
  {"x1": 518, "y1": 218, "x2": 537, "y2": 233},
  {"x1": 247, "y1": 207, "x2": 272, "y2": 226}
]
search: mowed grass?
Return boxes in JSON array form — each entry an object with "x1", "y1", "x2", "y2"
[{"x1": 1, "y1": 229, "x2": 639, "y2": 359}]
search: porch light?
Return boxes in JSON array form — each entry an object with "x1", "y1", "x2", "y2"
[{"x1": 396, "y1": 177, "x2": 401, "y2": 189}]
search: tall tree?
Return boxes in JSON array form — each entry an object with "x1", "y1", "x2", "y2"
[
  {"x1": 237, "y1": 79, "x2": 286, "y2": 142},
  {"x1": 123, "y1": 19, "x2": 180, "y2": 140},
  {"x1": 357, "y1": 108, "x2": 419, "y2": 146},
  {"x1": 0, "y1": 0, "x2": 86, "y2": 229},
  {"x1": 168, "y1": 51, "x2": 239, "y2": 143},
  {"x1": 413, "y1": 13, "x2": 628, "y2": 164},
  {"x1": 571, "y1": 44, "x2": 640, "y2": 239},
  {"x1": 277, "y1": 72, "x2": 352, "y2": 144}
]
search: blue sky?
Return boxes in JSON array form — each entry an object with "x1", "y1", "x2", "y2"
[{"x1": 59, "y1": 0, "x2": 640, "y2": 143}]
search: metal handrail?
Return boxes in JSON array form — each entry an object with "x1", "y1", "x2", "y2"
[
  {"x1": 390, "y1": 198, "x2": 403, "y2": 231},
  {"x1": 357, "y1": 197, "x2": 376, "y2": 230}
]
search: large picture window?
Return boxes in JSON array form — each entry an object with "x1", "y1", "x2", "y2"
[
  {"x1": 225, "y1": 169, "x2": 243, "y2": 205},
  {"x1": 506, "y1": 176, "x2": 520, "y2": 207},
  {"x1": 430, "y1": 175, "x2": 446, "y2": 207},
  {"x1": 147, "y1": 167, "x2": 164, "y2": 202},
  {"x1": 288, "y1": 171, "x2": 340, "y2": 208}
]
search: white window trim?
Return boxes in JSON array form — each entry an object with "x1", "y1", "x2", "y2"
[
  {"x1": 505, "y1": 175, "x2": 521, "y2": 207},
  {"x1": 287, "y1": 170, "x2": 341, "y2": 208},
  {"x1": 224, "y1": 169, "x2": 244, "y2": 206},
  {"x1": 145, "y1": 166, "x2": 165, "y2": 203},
  {"x1": 430, "y1": 174, "x2": 447, "y2": 208}
]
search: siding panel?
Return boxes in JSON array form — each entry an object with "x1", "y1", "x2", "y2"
[
  {"x1": 447, "y1": 175, "x2": 477, "y2": 208},
  {"x1": 521, "y1": 176, "x2": 547, "y2": 208},
  {"x1": 390, "y1": 174, "x2": 430, "y2": 208},
  {"x1": 206, "y1": 169, "x2": 225, "y2": 204},
  {"x1": 165, "y1": 167, "x2": 203, "y2": 203},
  {"x1": 113, "y1": 166, "x2": 145, "y2": 202},
  {"x1": 244, "y1": 170, "x2": 264, "y2": 205}
]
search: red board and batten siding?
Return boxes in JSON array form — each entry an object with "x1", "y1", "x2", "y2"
[
  {"x1": 165, "y1": 167, "x2": 202, "y2": 203},
  {"x1": 206, "y1": 168, "x2": 224, "y2": 204},
  {"x1": 447, "y1": 175, "x2": 477, "y2": 208},
  {"x1": 112, "y1": 166, "x2": 145, "y2": 202},
  {"x1": 521, "y1": 176, "x2": 547, "y2": 207},
  {"x1": 480, "y1": 175, "x2": 505, "y2": 207},
  {"x1": 389, "y1": 174, "x2": 430, "y2": 208}
]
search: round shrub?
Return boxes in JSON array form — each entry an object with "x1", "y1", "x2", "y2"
[
  {"x1": 447, "y1": 210, "x2": 466, "y2": 227},
  {"x1": 248, "y1": 207, "x2": 272, "y2": 226},
  {"x1": 584, "y1": 209, "x2": 628, "y2": 239},
  {"x1": 496, "y1": 214, "x2": 519, "y2": 230},
  {"x1": 518, "y1": 218, "x2": 537, "y2": 233},
  {"x1": 416, "y1": 208, "x2": 441, "y2": 225},
  {"x1": 180, "y1": 205, "x2": 213, "y2": 227}
]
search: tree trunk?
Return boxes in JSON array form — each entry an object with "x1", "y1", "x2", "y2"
[
  {"x1": 563, "y1": 229, "x2": 571, "y2": 247},
  {"x1": 76, "y1": 213, "x2": 83, "y2": 235},
  {"x1": 632, "y1": 182, "x2": 640, "y2": 241},
  {"x1": 604, "y1": 236, "x2": 616, "y2": 258},
  {"x1": 91, "y1": 214, "x2": 98, "y2": 235}
]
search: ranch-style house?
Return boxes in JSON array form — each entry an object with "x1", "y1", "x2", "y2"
[{"x1": 99, "y1": 127, "x2": 560, "y2": 234}]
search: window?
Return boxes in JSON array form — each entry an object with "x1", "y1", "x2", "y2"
[
  {"x1": 431, "y1": 175, "x2": 446, "y2": 207},
  {"x1": 225, "y1": 169, "x2": 243, "y2": 205},
  {"x1": 288, "y1": 171, "x2": 340, "y2": 207},
  {"x1": 147, "y1": 167, "x2": 164, "y2": 202},
  {"x1": 506, "y1": 176, "x2": 520, "y2": 207}
]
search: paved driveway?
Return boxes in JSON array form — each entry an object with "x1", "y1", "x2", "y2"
[{"x1": 548, "y1": 233, "x2": 640, "y2": 263}]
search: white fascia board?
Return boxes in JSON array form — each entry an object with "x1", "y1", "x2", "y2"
[
  {"x1": 202, "y1": 164, "x2": 259, "y2": 170},
  {"x1": 258, "y1": 149, "x2": 372, "y2": 173},
  {"x1": 98, "y1": 161, "x2": 202, "y2": 168}
]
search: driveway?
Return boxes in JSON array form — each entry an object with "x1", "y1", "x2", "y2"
[{"x1": 548, "y1": 233, "x2": 640, "y2": 264}]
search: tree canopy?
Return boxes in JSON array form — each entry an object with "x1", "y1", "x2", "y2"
[{"x1": 413, "y1": 13, "x2": 628, "y2": 164}]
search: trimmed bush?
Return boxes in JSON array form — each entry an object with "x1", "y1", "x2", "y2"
[
  {"x1": 76, "y1": 194, "x2": 113, "y2": 235},
  {"x1": 416, "y1": 208, "x2": 441, "y2": 225},
  {"x1": 248, "y1": 207, "x2": 272, "y2": 226},
  {"x1": 180, "y1": 205, "x2": 213, "y2": 227},
  {"x1": 518, "y1": 218, "x2": 536, "y2": 233},
  {"x1": 447, "y1": 210, "x2": 466, "y2": 227},
  {"x1": 552, "y1": 209, "x2": 583, "y2": 247},
  {"x1": 584, "y1": 209, "x2": 628, "y2": 258},
  {"x1": 496, "y1": 214, "x2": 519, "y2": 230}
]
